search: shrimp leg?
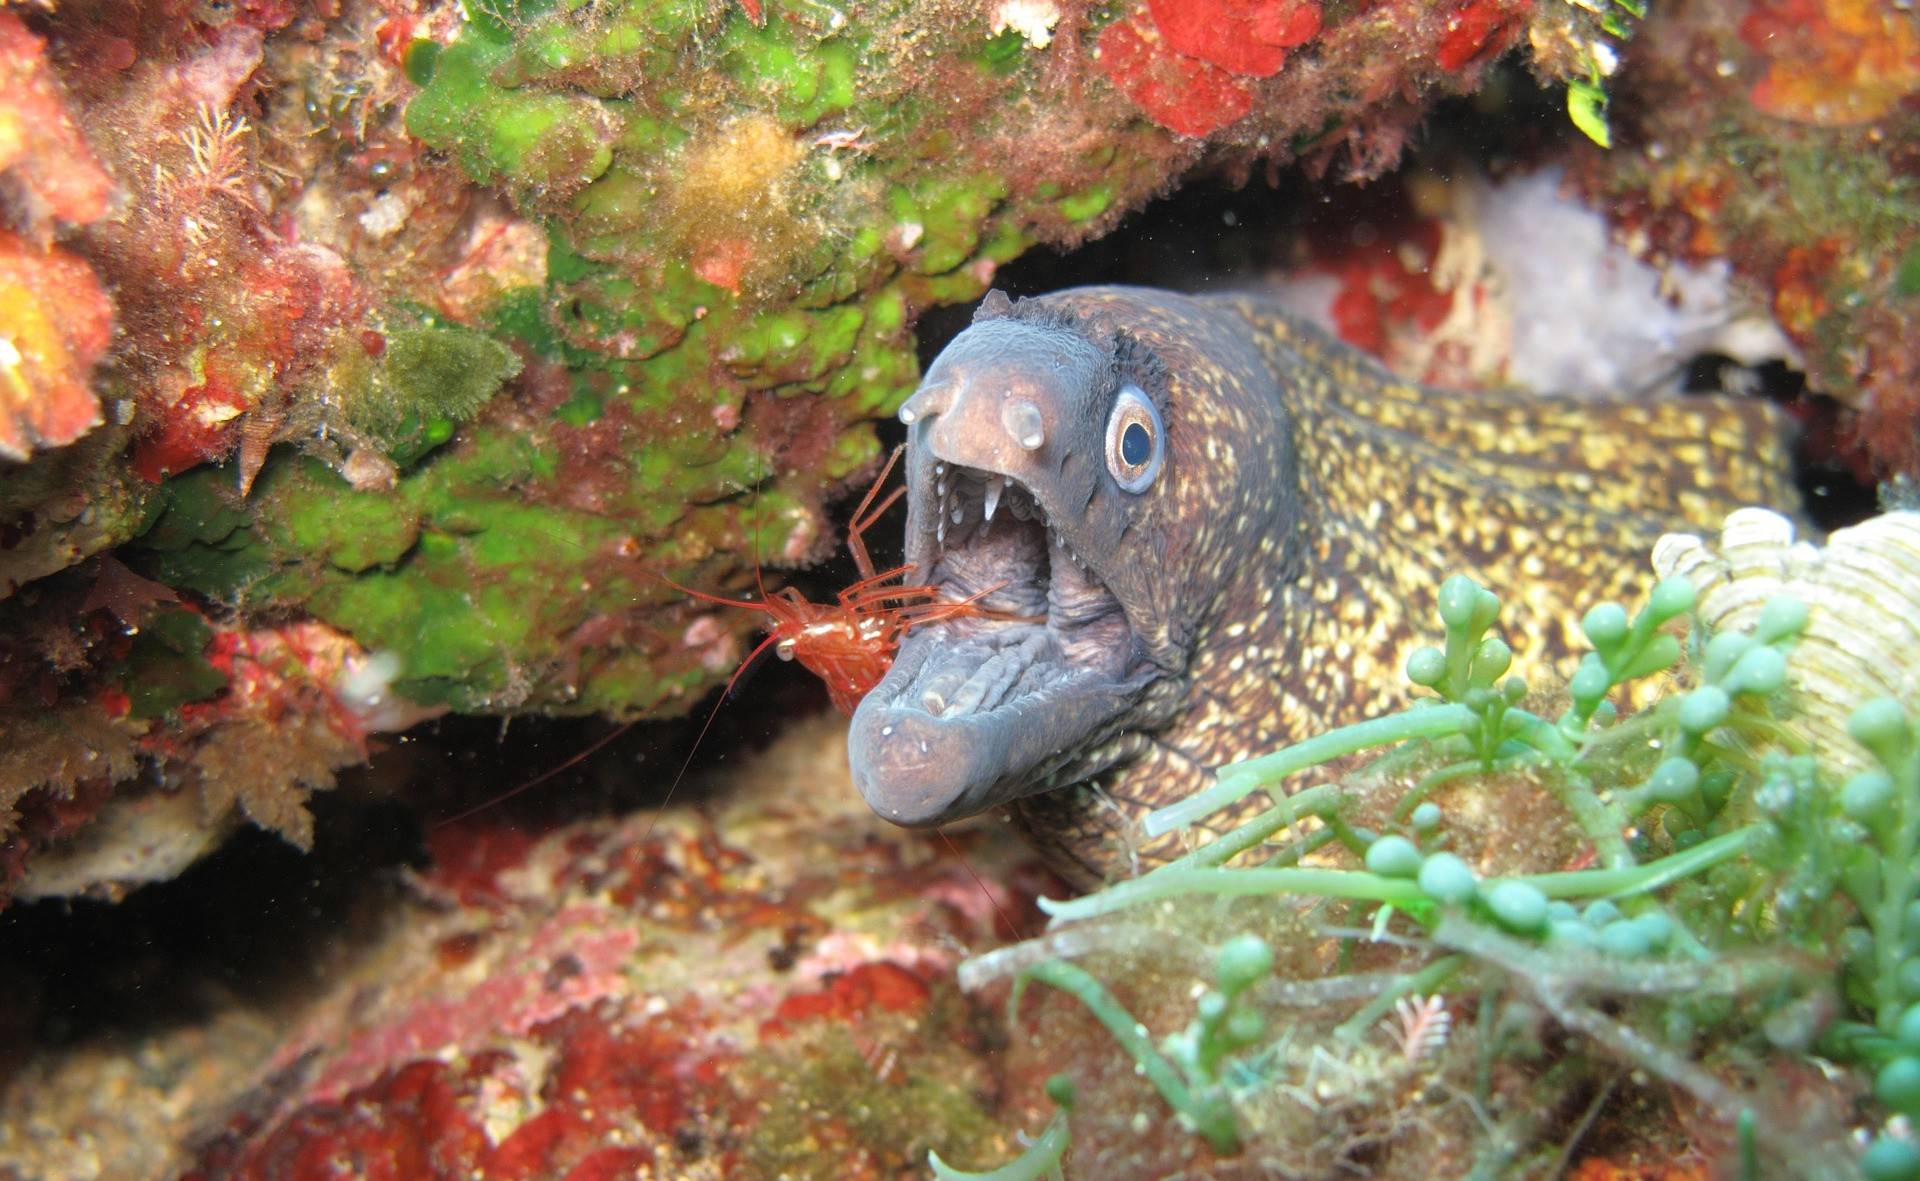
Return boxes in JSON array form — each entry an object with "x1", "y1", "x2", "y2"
[{"x1": 845, "y1": 445, "x2": 907, "y2": 582}]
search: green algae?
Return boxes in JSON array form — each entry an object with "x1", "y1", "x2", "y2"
[
  {"x1": 888, "y1": 173, "x2": 1010, "y2": 275},
  {"x1": 965, "y1": 565, "x2": 1906, "y2": 1175},
  {"x1": 138, "y1": 409, "x2": 808, "y2": 713},
  {"x1": 122, "y1": 608, "x2": 225, "y2": 719},
  {"x1": 338, "y1": 323, "x2": 522, "y2": 466},
  {"x1": 377, "y1": 327, "x2": 519, "y2": 424},
  {"x1": 740, "y1": 1004, "x2": 1010, "y2": 1181},
  {"x1": 277, "y1": 482, "x2": 421, "y2": 574},
  {"x1": 1055, "y1": 183, "x2": 1115, "y2": 224},
  {"x1": 721, "y1": 20, "x2": 859, "y2": 125},
  {"x1": 403, "y1": 32, "x2": 617, "y2": 194},
  {"x1": 974, "y1": 29, "x2": 1028, "y2": 76}
]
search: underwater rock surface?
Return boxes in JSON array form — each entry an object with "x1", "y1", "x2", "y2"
[{"x1": 1571, "y1": 0, "x2": 1920, "y2": 481}]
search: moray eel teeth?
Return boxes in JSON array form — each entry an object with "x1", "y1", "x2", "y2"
[{"x1": 850, "y1": 311, "x2": 1163, "y2": 827}]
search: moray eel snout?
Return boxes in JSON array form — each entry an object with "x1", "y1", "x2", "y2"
[{"x1": 848, "y1": 306, "x2": 1172, "y2": 826}]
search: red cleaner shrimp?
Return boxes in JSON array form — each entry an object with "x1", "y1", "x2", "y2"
[{"x1": 660, "y1": 444, "x2": 1007, "y2": 715}]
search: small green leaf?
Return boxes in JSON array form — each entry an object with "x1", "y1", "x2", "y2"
[
  {"x1": 1406, "y1": 646, "x2": 1447, "y2": 688},
  {"x1": 1417, "y1": 851, "x2": 1477, "y2": 904},
  {"x1": 1646, "y1": 576, "x2": 1697, "y2": 624},
  {"x1": 1581, "y1": 602, "x2": 1630, "y2": 653},
  {"x1": 1367, "y1": 835, "x2": 1424, "y2": 878},
  {"x1": 1486, "y1": 880, "x2": 1548, "y2": 932},
  {"x1": 1217, "y1": 935, "x2": 1274, "y2": 995},
  {"x1": 1863, "y1": 1135, "x2": 1920, "y2": 1181},
  {"x1": 1437, "y1": 575, "x2": 1486, "y2": 631},
  {"x1": 1569, "y1": 80, "x2": 1612, "y2": 149},
  {"x1": 1880, "y1": 1057, "x2": 1920, "y2": 1116},
  {"x1": 1647, "y1": 757, "x2": 1701, "y2": 803}
]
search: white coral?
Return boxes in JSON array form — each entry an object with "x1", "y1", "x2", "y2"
[
  {"x1": 1653, "y1": 509, "x2": 1920, "y2": 774},
  {"x1": 991, "y1": 0, "x2": 1060, "y2": 48}
]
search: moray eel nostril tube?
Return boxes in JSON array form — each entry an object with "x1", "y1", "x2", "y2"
[{"x1": 847, "y1": 285, "x2": 1800, "y2": 886}]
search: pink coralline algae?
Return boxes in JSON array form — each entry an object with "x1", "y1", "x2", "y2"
[
  {"x1": 1740, "y1": 0, "x2": 1920, "y2": 125},
  {"x1": 0, "y1": 10, "x2": 116, "y2": 460},
  {"x1": 0, "y1": 11, "x2": 115, "y2": 230},
  {"x1": 1098, "y1": 0, "x2": 1322, "y2": 137}
]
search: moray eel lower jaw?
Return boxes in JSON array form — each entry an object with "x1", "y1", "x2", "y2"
[{"x1": 848, "y1": 319, "x2": 1168, "y2": 828}]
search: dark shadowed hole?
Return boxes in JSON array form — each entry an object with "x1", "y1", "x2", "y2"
[{"x1": 0, "y1": 659, "x2": 830, "y2": 1060}]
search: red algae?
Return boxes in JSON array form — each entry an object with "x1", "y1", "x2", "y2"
[
  {"x1": 1095, "y1": 0, "x2": 1324, "y2": 138},
  {"x1": 1145, "y1": 0, "x2": 1321, "y2": 78},
  {"x1": 1435, "y1": 0, "x2": 1530, "y2": 73},
  {"x1": 422, "y1": 822, "x2": 541, "y2": 908},
  {"x1": 760, "y1": 960, "x2": 934, "y2": 1039},
  {"x1": 1741, "y1": 0, "x2": 1920, "y2": 126},
  {"x1": 0, "y1": 11, "x2": 115, "y2": 230},
  {"x1": 1096, "y1": 13, "x2": 1255, "y2": 138},
  {"x1": 1322, "y1": 216, "x2": 1454, "y2": 362},
  {"x1": 1570, "y1": 0, "x2": 1920, "y2": 479},
  {"x1": 128, "y1": 367, "x2": 252, "y2": 483}
]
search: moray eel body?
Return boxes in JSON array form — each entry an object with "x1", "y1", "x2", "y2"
[{"x1": 847, "y1": 286, "x2": 1798, "y2": 884}]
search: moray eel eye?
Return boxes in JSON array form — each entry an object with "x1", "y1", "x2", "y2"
[{"x1": 1105, "y1": 384, "x2": 1164, "y2": 494}]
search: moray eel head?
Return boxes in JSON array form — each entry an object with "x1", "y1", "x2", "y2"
[
  {"x1": 851, "y1": 283, "x2": 1799, "y2": 879},
  {"x1": 849, "y1": 293, "x2": 1201, "y2": 826}
]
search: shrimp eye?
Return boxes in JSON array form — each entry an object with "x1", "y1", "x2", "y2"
[
  {"x1": 775, "y1": 638, "x2": 797, "y2": 661},
  {"x1": 1104, "y1": 384, "x2": 1164, "y2": 494}
]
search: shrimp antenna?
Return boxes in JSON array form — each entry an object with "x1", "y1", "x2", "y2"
[
  {"x1": 432, "y1": 717, "x2": 638, "y2": 828},
  {"x1": 639, "y1": 627, "x2": 785, "y2": 836},
  {"x1": 632, "y1": 459, "x2": 779, "y2": 845},
  {"x1": 751, "y1": 491, "x2": 771, "y2": 604},
  {"x1": 938, "y1": 826, "x2": 1028, "y2": 943}
]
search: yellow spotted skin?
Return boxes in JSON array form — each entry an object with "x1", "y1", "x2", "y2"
[{"x1": 1008, "y1": 289, "x2": 1799, "y2": 883}]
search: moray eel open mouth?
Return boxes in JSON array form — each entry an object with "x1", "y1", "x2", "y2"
[
  {"x1": 850, "y1": 456, "x2": 1151, "y2": 827},
  {"x1": 849, "y1": 304, "x2": 1168, "y2": 827}
]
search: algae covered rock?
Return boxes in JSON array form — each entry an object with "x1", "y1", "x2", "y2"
[{"x1": 1569, "y1": 0, "x2": 1920, "y2": 480}]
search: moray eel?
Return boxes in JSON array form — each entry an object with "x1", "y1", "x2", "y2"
[{"x1": 847, "y1": 286, "x2": 1797, "y2": 884}]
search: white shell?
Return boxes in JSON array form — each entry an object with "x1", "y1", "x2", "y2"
[{"x1": 1652, "y1": 508, "x2": 1920, "y2": 775}]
